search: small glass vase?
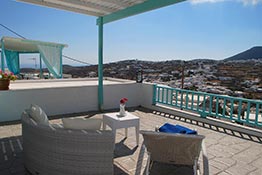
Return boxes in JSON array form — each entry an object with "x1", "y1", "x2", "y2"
[{"x1": 119, "y1": 104, "x2": 126, "y2": 117}]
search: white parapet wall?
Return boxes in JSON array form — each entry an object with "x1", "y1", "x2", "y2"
[
  {"x1": 0, "y1": 79, "x2": 146, "y2": 122},
  {"x1": 140, "y1": 82, "x2": 155, "y2": 109},
  {"x1": 0, "y1": 86, "x2": 98, "y2": 122}
]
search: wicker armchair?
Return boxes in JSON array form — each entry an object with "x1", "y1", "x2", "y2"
[
  {"x1": 21, "y1": 111, "x2": 114, "y2": 175},
  {"x1": 141, "y1": 130, "x2": 209, "y2": 175}
]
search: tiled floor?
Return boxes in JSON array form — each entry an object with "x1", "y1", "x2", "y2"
[{"x1": 0, "y1": 107, "x2": 261, "y2": 175}]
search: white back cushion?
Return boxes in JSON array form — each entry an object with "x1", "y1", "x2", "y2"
[
  {"x1": 28, "y1": 104, "x2": 49, "y2": 126},
  {"x1": 62, "y1": 118, "x2": 102, "y2": 130}
]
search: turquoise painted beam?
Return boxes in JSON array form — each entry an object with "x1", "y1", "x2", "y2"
[
  {"x1": 98, "y1": 17, "x2": 104, "y2": 111},
  {"x1": 97, "y1": 0, "x2": 186, "y2": 25}
]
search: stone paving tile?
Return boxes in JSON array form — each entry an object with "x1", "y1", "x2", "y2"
[
  {"x1": 250, "y1": 157, "x2": 262, "y2": 169},
  {"x1": 249, "y1": 169, "x2": 262, "y2": 175},
  {"x1": 0, "y1": 107, "x2": 261, "y2": 175},
  {"x1": 224, "y1": 161, "x2": 257, "y2": 175},
  {"x1": 217, "y1": 171, "x2": 232, "y2": 175}
]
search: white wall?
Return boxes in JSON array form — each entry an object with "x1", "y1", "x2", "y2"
[
  {"x1": 140, "y1": 82, "x2": 155, "y2": 109},
  {"x1": 0, "y1": 86, "x2": 98, "y2": 122},
  {"x1": 0, "y1": 82, "x2": 146, "y2": 122},
  {"x1": 104, "y1": 83, "x2": 143, "y2": 109}
]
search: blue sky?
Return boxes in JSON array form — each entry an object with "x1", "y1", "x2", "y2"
[{"x1": 0, "y1": 0, "x2": 262, "y2": 67}]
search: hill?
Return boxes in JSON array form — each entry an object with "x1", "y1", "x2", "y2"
[{"x1": 225, "y1": 46, "x2": 262, "y2": 61}]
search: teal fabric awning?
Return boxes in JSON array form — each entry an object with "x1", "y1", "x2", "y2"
[{"x1": 0, "y1": 37, "x2": 67, "y2": 78}]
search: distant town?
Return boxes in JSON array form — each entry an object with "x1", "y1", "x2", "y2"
[
  {"x1": 19, "y1": 58, "x2": 262, "y2": 100},
  {"x1": 20, "y1": 46, "x2": 262, "y2": 100}
]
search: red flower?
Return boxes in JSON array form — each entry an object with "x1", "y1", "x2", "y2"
[
  {"x1": 0, "y1": 71, "x2": 17, "y2": 81},
  {"x1": 120, "y1": 98, "x2": 128, "y2": 104}
]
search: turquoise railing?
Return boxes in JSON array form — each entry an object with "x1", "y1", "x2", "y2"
[{"x1": 153, "y1": 84, "x2": 262, "y2": 127}]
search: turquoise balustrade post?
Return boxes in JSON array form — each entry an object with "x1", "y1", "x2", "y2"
[
  {"x1": 230, "y1": 99, "x2": 234, "y2": 120},
  {"x1": 185, "y1": 92, "x2": 189, "y2": 109},
  {"x1": 167, "y1": 89, "x2": 170, "y2": 104},
  {"x1": 98, "y1": 17, "x2": 104, "y2": 111},
  {"x1": 180, "y1": 90, "x2": 183, "y2": 109},
  {"x1": 171, "y1": 89, "x2": 174, "y2": 106},
  {"x1": 157, "y1": 86, "x2": 160, "y2": 103},
  {"x1": 209, "y1": 95, "x2": 213, "y2": 115},
  {"x1": 215, "y1": 97, "x2": 219, "y2": 117},
  {"x1": 238, "y1": 100, "x2": 242, "y2": 122},
  {"x1": 223, "y1": 98, "x2": 226, "y2": 117},
  {"x1": 162, "y1": 87, "x2": 165, "y2": 103},
  {"x1": 191, "y1": 92, "x2": 194, "y2": 110},
  {"x1": 150, "y1": 86, "x2": 261, "y2": 127},
  {"x1": 197, "y1": 94, "x2": 200, "y2": 112},
  {"x1": 175, "y1": 90, "x2": 178, "y2": 106},
  {"x1": 152, "y1": 84, "x2": 157, "y2": 105},
  {"x1": 255, "y1": 103, "x2": 259, "y2": 125},
  {"x1": 246, "y1": 102, "x2": 251, "y2": 123},
  {"x1": 201, "y1": 95, "x2": 207, "y2": 118}
]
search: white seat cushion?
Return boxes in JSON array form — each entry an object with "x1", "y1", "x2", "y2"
[
  {"x1": 62, "y1": 117, "x2": 102, "y2": 130},
  {"x1": 28, "y1": 104, "x2": 49, "y2": 126}
]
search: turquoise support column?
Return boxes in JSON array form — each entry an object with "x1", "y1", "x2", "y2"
[
  {"x1": 40, "y1": 54, "x2": 43, "y2": 79},
  {"x1": 59, "y1": 47, "x2": 63, "y2": 79},
  {"x1": 98, "y1": 17, "x2": 104, "y2": 111},
  {"x1": 1, "y1": 39, "x2": 5, "y2": 72}
]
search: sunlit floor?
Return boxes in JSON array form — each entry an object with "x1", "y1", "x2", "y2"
[{"x1": 0, "y1": 107, "x2": 261, "y2": 175}]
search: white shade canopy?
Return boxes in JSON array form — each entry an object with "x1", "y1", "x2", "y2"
[
  {"x1": 1, "y1": 36, "x2": 67, "y2": 78},
  {"x1": 17, "y1": 0, "x2": 147, "y2": 17},
  {"x1": 17, "y1": 0, "x2": 185, "y2": 24},
  {"x1": 0, "y1": 36, "x2": 67, "y2": 53}
]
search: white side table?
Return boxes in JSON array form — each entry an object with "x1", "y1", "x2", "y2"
[{"x1": 103, "y1": 112, "x2": 140, "y2": 146}]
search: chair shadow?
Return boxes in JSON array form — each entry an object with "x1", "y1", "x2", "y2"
[
  {"x1": 134, "y1": 141, "x2": 146, "y2": 175},
  {"x1": 0, "y1": 136, "x2": 130, "y2": 175},
  {"x1": 144, "y1": 107, "x2": 262, "y2": 143},
  {"x1": 114, "y1": 138, "x2": 138, "y2": 158},
  {"x1": 114, "y1": 164, "x2": 129, "y2": 175}
]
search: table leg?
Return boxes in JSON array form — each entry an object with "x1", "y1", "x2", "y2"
[
  {"x1": 112, "y1": 128, "x2": 116, "y2": 143},
  {"x1": 103, "y1": 122, "x2": 106, "y2": 130},
  {"x1": 135, "y1": 125, "x2": 139, "y2": 146},
  {"x1": 125, "y1": 128, "x2": 128, "y2": 138}
]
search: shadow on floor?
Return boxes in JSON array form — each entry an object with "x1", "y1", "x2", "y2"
[
  {"x1": 114, "y1": 164, "x2": 129, "y2": 175},
  {"x1": 137, "y1": 107, "x2": 262, "y2": 143},
  {"x1": 114, "y1": 138, "x2": 138, "y2": 158},
  {"x1": 0, "y1": 136, "x2": 130, "y2": 175}
]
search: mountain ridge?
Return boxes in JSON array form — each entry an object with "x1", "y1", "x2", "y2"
[{"x1": 224, "y1": 46, "x2": 262, "y2": 61}]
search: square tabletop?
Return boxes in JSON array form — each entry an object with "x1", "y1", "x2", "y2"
[{"x1": 103, "y1": 112, "x2": 139, "y2": 121}]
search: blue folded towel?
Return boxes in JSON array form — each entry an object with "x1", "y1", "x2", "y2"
[{"x1": 159, "y1": 123, "x2": 197, "y2": 135}]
